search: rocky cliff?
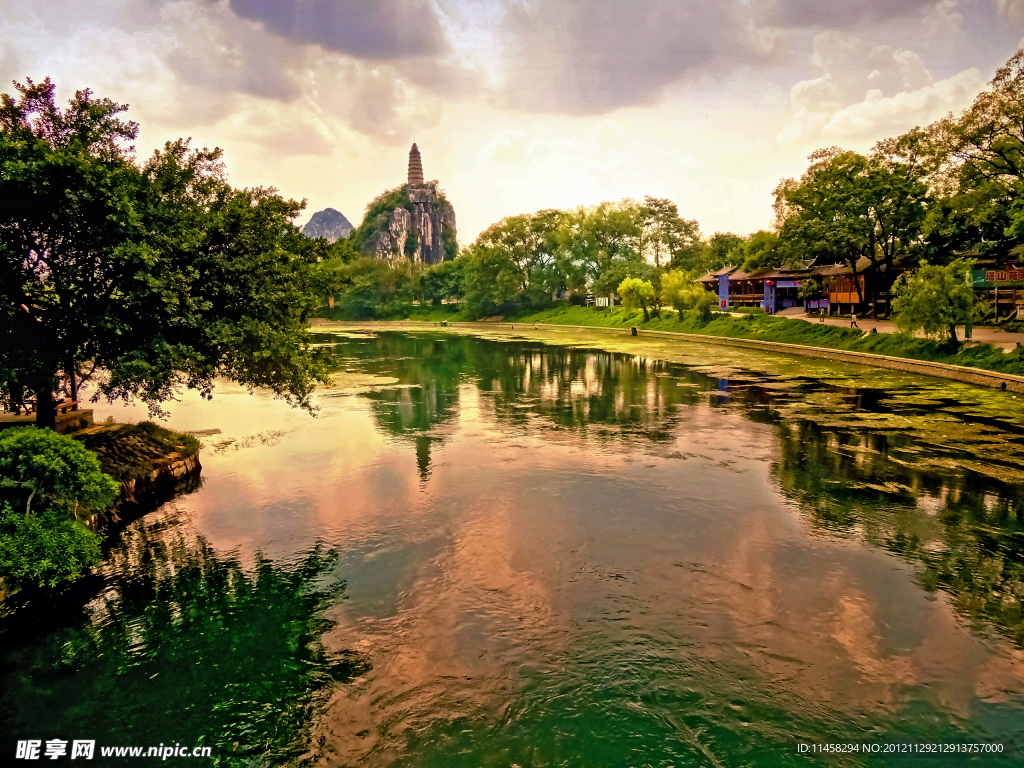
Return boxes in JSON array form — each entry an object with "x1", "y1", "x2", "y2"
[
  {"x1": 302, "y1": 207, "x2": 353, "y2": 242},
  {"x1": 353, "y1": 183, "x2": 457, "y2": 265}
]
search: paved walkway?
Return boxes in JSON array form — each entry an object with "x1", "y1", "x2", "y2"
[{"x1": 773, "y1": 308, "x2": 1024, "y2": 351}]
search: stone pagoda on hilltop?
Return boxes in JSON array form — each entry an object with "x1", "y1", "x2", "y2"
[
  {"x1": 408, "y1": 143, "x2": 425, "y2": 185},
  {"x1": 357, "y1": 143, "x2": 457, "y2": 265}
]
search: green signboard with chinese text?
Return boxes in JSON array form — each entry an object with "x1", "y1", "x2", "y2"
[{"x1": 972, "y1": 269, "x2": 1024, "y2": 288}]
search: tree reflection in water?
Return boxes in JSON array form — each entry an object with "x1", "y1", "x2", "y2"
[
  {"x1": 0, "y1": 516, "x2": 366, "y2": 766},
  {"x1": 774, "y1": 419, "x2": 1024, "y2": 649},
  {"x1": 328, "y1": 330, "x2": 1024, "y2": 658}
]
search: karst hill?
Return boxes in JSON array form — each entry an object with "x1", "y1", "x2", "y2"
[{"x1": 350, "y1": 144, "x2": 457, "y2": 265}]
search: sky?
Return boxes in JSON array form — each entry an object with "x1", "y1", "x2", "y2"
[{"x1": 1, "y1": 0, "x2": 1022, "y2": 243}]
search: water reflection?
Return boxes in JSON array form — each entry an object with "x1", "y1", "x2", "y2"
[
  {"x1": 10, "y1": 328, "x2": 1024, "y2": 767},
  {"x1": 0, "y1": 511, "x2": 364, "y2": 766},
  {"x1": 776, "y1": 419, "x2": 1024, "y2": 649},
  {"x1": 324, "y1": 329, "x2": 1024, "y2": 672}
]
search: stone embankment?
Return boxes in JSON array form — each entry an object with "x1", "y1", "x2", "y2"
[
  {"x1": 319, "y1": 319, "x2": 1024, "y2": 394},
  {"x1": 72, "y1": 422, "x2": 203, "y2": 526}
]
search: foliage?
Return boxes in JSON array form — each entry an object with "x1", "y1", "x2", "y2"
[
  {"x1": 0, "y1": 501, "x2": 101, "y2": 588},
  {"x1": 0, "y1": 78, "x2": 330, "y2": 427},
  {"x1": 462, "y1": 210, "x2": 565, "y2": 315},
  {"x1": 422, "y1": 259, "x2": 465, "y2": 305},
  {"x1": 695, "y1": 232, "x2": 744, "y2": 274},
  {"x1": 774, "y1": 144, "x2": 928, "y2": 311},
  {"x1": 616, "y1": 277, "x2": 655, "y2": 322},
  {"x1": 660, "y1": 270, "x2": 715, "y2": 321},
  {"x1": 891, "y1": 259, "x2": 976, "y2": 343},
  {"x1": 0, "y1": 427, "x2": 118, "y2": 518},
  {"x1": 798, "y1": 278, "x2": 824, "y2": 300},
  {"x1": 732, "y1": 230, "x2": 784, "y2": 273},
  {"x1": 0, "y1": 427, "x2": 114, "y2": 587},
  {"x1": 640, "y1": 196, "x2": 702, "y2": 269},
  {"x1": 555, "y1": 201, "x2": 644, "y2": 291}
]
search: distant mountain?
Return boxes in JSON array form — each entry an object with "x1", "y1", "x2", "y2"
[{"x1": 301, "y1": 208, "x2": 353, "y2": 242}]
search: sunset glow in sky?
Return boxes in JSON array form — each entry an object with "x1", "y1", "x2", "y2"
[{"x1": 2, "y1": 0, "x2": 1022, "y2": 242}]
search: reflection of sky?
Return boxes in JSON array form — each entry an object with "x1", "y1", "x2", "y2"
[{"x1": 90, "y1": 337, "x2": 1024, "y2": 763}]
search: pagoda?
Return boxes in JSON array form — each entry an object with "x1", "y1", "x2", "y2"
[{"x1": 408, "y1": 143, "x2": 424, "y2": 186}]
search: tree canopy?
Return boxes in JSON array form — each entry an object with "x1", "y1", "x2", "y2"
[
  {"x1": 891, "y1": 259, "x2": 976, "y2": 344},
  {"x1": 0, "y1": 78, "x2": 330, "y2": 426}
]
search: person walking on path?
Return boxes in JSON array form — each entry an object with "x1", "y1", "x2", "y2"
[{"x1": 850, "y1": 312, "x2": 859, "y2": 329}]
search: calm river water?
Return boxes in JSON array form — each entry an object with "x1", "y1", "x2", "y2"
[{"x1": 5, "y1": 327, "x2": 1024, "y2": 767}]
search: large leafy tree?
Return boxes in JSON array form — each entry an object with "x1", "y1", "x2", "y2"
[
  {"x1": 922, "y1": 51, "x2": 1024, "y2": 260},
  {"x1": 694, "y1": 232, "x2": 744, "y2": 274},
  {"x1": 462, "y1": 209, "x2": 565, "y2": 314},
  {"x1": 639, "y1": 196, "x2": 702, "y2": 269},
  {"x1": 555, "y1": 201, "x2": 644, "y2": 291},
  {"x1": 0, "y1": 78, "x2": 330, "y2": 427},
  {"x1": 774, "y1": 144, "x2": 927, "y2": 314}
]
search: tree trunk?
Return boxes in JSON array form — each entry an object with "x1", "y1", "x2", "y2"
[
  {"x1": 35, "y1": 386, "x2": 56, "y2": 429},
  {"x1": 68, "y1": 362, "x2": 78, "y2": 403},
  {"x1": 948, "y1": 323, "x2": 959, "y2": 345}
]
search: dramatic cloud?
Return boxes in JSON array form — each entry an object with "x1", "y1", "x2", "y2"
[
  {"x1": 779, "y1": 31, "x2": 984, "y2": 143},
  {"x1": 0, "y1": 0, "x2": 1019, "y2": 240},
  {"x1": 228, "y1": 0, "x2": 447, "y2": 60},
  {"x1": 498, "y1": 0, "x2": 745, "y2": 115}
]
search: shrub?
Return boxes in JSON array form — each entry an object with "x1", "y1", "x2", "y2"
[{"x1": 0, "y1": 427, "x2": 115, "y2": 587}]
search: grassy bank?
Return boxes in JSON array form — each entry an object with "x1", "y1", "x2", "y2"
[
  {"x1": 514, "y1": 306, "x2": 1024, "y2": 376},
  {"x1": 319, "y1": 303, "x2": 1024, "y2": 377}
]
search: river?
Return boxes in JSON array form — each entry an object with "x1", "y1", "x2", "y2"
[{"x1": 4, "y1": 326, "x2": 1024, "y2": 767}]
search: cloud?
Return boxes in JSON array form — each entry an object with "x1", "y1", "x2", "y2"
[
  {"x1": 227, "y1": 0, "x2": 447, "y2": 60},
  {"x1": 995, "y1": 0, "x2": 1024, "y2": 22},
  {"x1": 773, "y1": 0, "x2": 937, "y2": 27},
  {"x1": 497, "y1": 0, "x2": 744, "y2": 115},
  {"x1": 779, "y1": 32, "x2": 983, "y2": 143}
]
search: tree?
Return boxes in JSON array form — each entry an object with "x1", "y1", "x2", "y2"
[
  {"x1": 555, "y1": 201, "x2": 644, "y2": 291},
  {"x1": 774, "y1": 145, "x2": 927, "y2": 315},
  {"x1": 920, "y1": 51, "x2": 1024, "y2": 261},
  {"x1": 694, "y1": 232, "x2": 744, "y2": 274},
  {"x1": 0, "y1": 426, "x2": 118, "y2": 518},
  {"x1": 422, "y1": 258, "x2": 465, "y2": 305},
  {"x1": 890, "y1": 259, "x2": 975, "y2": 344},
  {"x1": 733, "y1": 230, "x2": 784, "y2": 273},
  {"x1": 660, "y1": 270, "x2": 715, "y2": 321},
  {"x1": 0, "y1": 79, "x2": 330, "y2": 427},
  {"x1": 332, "y1": 257, "x2": 401, "y2": 318},
  {"x1": 798, "y1": 277, "x2": 824, "y2": 301},
  {"x1": 617, "y1": 276, "x2": 655, "y2": 321},
  {"x1": 640, "y1": 196, "x2": 702, "y2": 268},
  {"x1": 0, "y1": 427, "x2": 118, "y2": 586}
]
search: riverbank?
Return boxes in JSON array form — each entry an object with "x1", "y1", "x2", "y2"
[
  {"x1": 72, "y1": 421, "x2": 202, "y2": 525},
  {"x1": 315, "y1": 304, "x2": 1024, "y2": 385}
]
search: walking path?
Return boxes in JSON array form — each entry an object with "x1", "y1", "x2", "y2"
[{"x1": 774, "y1": 308, "x2": 1024, "y2": 351}]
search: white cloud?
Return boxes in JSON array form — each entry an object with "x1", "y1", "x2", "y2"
[{"x1": 779, "y1": 32, "x2": 983, "y2": 143}]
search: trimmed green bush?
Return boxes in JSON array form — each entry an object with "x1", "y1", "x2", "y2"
[{"x1": 0, "y1": 427, "x2": 116, "y2": 587}]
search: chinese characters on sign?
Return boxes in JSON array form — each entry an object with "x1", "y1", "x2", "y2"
[
  {"x1": 987, "y1": 270, "x2": 1024, "y2": 282},
  {"x1": 16, "y1": 740, "x2": 95, "y2": 760}
]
